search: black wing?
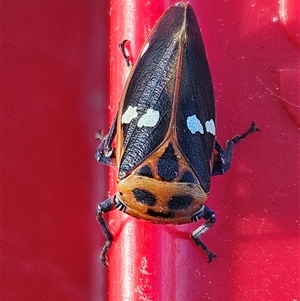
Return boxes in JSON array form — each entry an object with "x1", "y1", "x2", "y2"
[
  {"x1": 176, "y1": 4, "x2": 215, "y2": 192},
  {"x1": 118, "y1": 3, "x2": 187, "y2": 177}
]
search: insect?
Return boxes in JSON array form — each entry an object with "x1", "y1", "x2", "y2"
[{"x1": 94, "y1": 2, "x2": 259, "y2": 266}]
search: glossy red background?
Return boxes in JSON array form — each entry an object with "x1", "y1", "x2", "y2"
[
  {"x1": 3, "y1": 0, "x2": 109, "y2": 300},
  {"x1": 3, "y1": 0, "x2": 299, "y2": 300}
]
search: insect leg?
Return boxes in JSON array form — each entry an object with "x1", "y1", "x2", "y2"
[
  {"x1": 119, "y1": 40, "x2": 131, "y2": 67},
  {"x1": 96, "y1": 197, "x2": 116, "y2": 266},
  {"x1": 191, "y1": 205, "x2": 217, "y2": 262},
  {"x1": 212, "y1": 121, "x2": 260, "y2": 175},
  {"x1": 94, "y1": 114, "x2": 117, "y2": 166}
]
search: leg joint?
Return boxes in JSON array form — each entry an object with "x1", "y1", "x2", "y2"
[{"x1": 96, "y1": 197, "x2": 115, "y2": 216}]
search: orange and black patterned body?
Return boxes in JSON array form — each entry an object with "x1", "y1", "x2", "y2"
[
  {"x1": 117, "y1": 140, "x2": 209, "y2": 224},
  {"x1": 95, "y1": 2, "x2": 259, "y2": 266},
  {"x1": 113, "y1": 3, "x2": 215, "y2": 223}
]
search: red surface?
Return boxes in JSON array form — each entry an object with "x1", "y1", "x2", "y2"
[
  {"x1": 3, "y1": 1, "x2": 299, "y2": 301},
  {"x1": 3, "y1": 1, "x2": 109, "y2": 300}
]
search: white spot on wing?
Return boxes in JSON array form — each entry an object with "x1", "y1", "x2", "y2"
[
  {"x1": 137, "y1": 109, "x2": 160, "y2": 127},
  {"x1": 121, "y1": 106, "x2": 138, "y2": 124},
  {"x1": 205, "y1": 119, "x2": 216, "y2": 135},
  {"x1": 187, "y1": 115, "x2": 204, "y2": 134},
  {"x1": 140, "y1": 42, "x2": 149, "y2": 58}
]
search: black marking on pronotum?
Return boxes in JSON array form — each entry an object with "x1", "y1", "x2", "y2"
[
  {"x1": 157, "y1": 143, "x2": 178, "y2": 181},
  {"x1": 133, "y1": 188, "x2": 157, "y2": 206},
  {"x1": 147, "y1": 209, "x2": 174, "y2": 219},
  {"x1": 137, "y1": 165, "x2": 153, "y2": 178},
  {"x1": 179, "y1": 171, "x2": 196, "y2": 183},
  {"x1": 168, "y1": 195, "x2": 193, "y2": 210}
]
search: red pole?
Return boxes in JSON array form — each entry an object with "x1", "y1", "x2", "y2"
[{"x1": 108, "y1": 1, "x2": 172, "y2": 300}]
